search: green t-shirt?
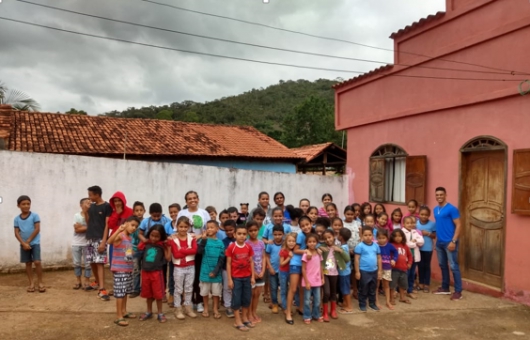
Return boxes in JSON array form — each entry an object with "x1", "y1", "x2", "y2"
[{"x1": 200, "y1": 238, "x2": 225, "y2": 283}]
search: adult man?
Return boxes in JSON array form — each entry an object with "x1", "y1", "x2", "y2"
[{"x1": 433, "y1": 187, "x2": 462, "y2": 300}]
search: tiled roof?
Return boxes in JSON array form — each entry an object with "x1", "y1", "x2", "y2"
[
  {"x1": 390, "y1": 11, "x2": 445, "y2": 39},
  {"x1": 3, "y1": 108, "x2": 301, "y2": 160},
  {"x1": 332, "y1": 64, "x2": 394, "y2": 89},
  {"x1": 292, "y1": 142, "x2": 345, "y2": 162}
]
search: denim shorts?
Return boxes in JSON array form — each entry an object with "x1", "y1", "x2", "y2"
[
  {"x1": 231, "y1": 277, "x2": 252, "y2": 310},
  {"x1": 338, "y1": 275, "x2": 351, "y2": 295},
  {"x1": 20, "y1": 244, "x2": 41, "y2": 263},
  {"x1": 289, "y1": 265, "x2": 302, "y2": 275}
]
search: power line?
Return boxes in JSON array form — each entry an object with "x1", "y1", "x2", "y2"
[
  {"x1": 16, "y1": 0, "x2": 522, "y2": 77},
  {"x1": 0, "y1": 16, "x2": 522, "y2": 83},
  {"x1": 141, "y1": 0, "x2": 530, "y2": 76}
]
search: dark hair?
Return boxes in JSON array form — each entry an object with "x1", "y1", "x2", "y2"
[
  {"x1": 169, "y1": 203, "x2": 181, "y2": 210},
  {"x1": 146, "y1": 224, "x2": 168, "y2": 241},
  {"x1": 305, "y1": 233, "x2": 319, "y2": 244},
  {"x1": 258, "y1": 191, "x2": 269, "y2": 199},
  {"x1": 326, "y1": 203, "x2": 338, "y2": 212},
  {"x1": 176, "y1": 216, "x2": 191, "y2": 227},
  {"x1": 149, "y1": 203, "x2": 163, "y2": 214},
  {"x1": 133, "y1": 201, "x2": 145, "y2": 210},
  {"x1": 377, "y1": 212, "x2": 389, "y2": 220},
  {"x1": 235, "y1": 224, "x2": 248, "y2": 232},
  {"x1": 403, "y1": 216, "x2": 415, "y2": 224},
  {"x1": 299, "y1": 198, "x2": 310, "y2": 205},
  {"x1": 246, "y1": 220, "x2": 259, "y2": 230},
  {"x1": 391, "y1": 208, "x2": 403, "y2": 220},
  {"x1": 207, "y1": 220, "x2": 219, "y2": 228},
  {"x1": 219, "y1": 209, "x2": 229, "y2": 218},
  {"x1": 339, "y1": 228, "x2": 352, "y2": 242},
  {"x1": 272, "y1": 225, "x2": 285, "y2": 234},
  {"x1": 419, "y1": 205, "x2": 431, "y2": 215},
  {"x1": 252, "y1": 208, "x2": 266, "y2": 218},
  {"x1": 352, "y1": 203, "x2": 361, "y2": 212},
  {"x1": 435, "y1": 187, "x2": 446, "y2": 193},
  {"x1": 87, "y1": 185, "x2": 102, "y2": 196},
  {"x1": 307, "y1": 206, "x2": 319, "y2": 215},
  {"x1": 390, "y1": 229, "x2": 406, "y2": 245},
  {"x1": 364, "y1": 213, "x2": 375, "y2": 222},
  {"x1": 298, "y1": 216, "x2": 312, "y2": 230},
  {"x1": 126, "y1": 216, "x2": 141, "y2": 224},
  {"x1": 374, "y1": 203, "x2": 386, "y2": 213},
  {"x1": 205, "y1": 205, "x2": 217, "y2": 214},
  {"x1": 79, "y1": 197, "x2": 89, "y2": 205},
  {"x1": 376, "y1": 228, "x2": 389, "y2": 239},
  {"x1": 407, "y1": 199, "x2": 419, "y2": 208},
  {"x1": 360, "y1": 202, "x2": 372, "y2": 220},
  {"x1": 323, "y1": 229, "x2": 334, "y2": 239},
  {"x1": 321, "y1": 193, "x2": 333, "y2": 201},
  {"x1": 240, "y1": 203, "x2": 249, "y2": 207},
  {"x1": 285, "y1": 205, "x2": 303, "y2": 221},
  {"x1": 315, "y1": 217, "x2": 330, "y2": 229},
  {"x1": 315, "y1": 224, "x2": 327, "y2": 231},
  {"x1": 273, "y1": 192, "x2": 285, "y2": 201},
  {"x1": 361, "y1": 226, "x2": 374, "y2": 235},
  {"x1": 227, "y1": 206, "x2": 238, "y2": 214},
  {"x1": 271, "y1": 207, "x2": 284, "y2": 216},
  {"x1": 184, "y1": 190, "x2": 199, "y2": 201},
  {"x1": 223, "y1": 219, "x2": 237, "y2": 229},
  {"x1": 331, "y1": 217, "x2": 344, "y2": 227},
  {"x1": 343, "y1": 205, "x2": 354, "y2": 214},
  {"x1": 17, "y1": 195, "x2": 31, "y2": 205}
]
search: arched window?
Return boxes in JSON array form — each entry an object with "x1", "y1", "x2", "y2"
[{"x1": 369, "y1": 144, "x2": 426, "y2": 204}]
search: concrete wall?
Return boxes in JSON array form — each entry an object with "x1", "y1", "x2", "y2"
[
  {"x1": 170, "y1": 159, "x2": 296, "y2": 173},
  {"x1": 0, "y1": 150, "x2": 347, "y2": 270}
]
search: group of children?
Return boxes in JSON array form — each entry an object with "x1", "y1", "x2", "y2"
[{"x1": 14, "y1": 188, "x2": 438, "y2": 331}]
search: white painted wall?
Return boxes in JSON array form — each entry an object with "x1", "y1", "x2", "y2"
[{"x1": 0, "y1": 150, "x2": 347, "y2": 269}]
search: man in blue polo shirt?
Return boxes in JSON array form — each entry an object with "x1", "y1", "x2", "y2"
[{"x1": 433, "y1": 187, "x2": 462, "y2": 300}]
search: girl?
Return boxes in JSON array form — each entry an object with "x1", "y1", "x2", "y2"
[
  {"x1": 138, "y1": 224, "x2": 172, "y2": 323},
  {"x1": 170, "y1": 217, "x2": 198, "y2": 320},
  {"x1": 416, "y1": 206, "x2": 436, "y2": 293},
  {"x1": 273, "y1": 192, "x2": 291, "y2": 224},
  {"x1": 364, "y1": 214, "x2": 377, "y2": 239},
  {"x1": 302, "y1": 234, "x2": 324, "y2": 324},
  {"x1": 250, "y1": 191, "x2": 272, "y2": 226},
  {"x1": 375, "y1": 229, "x2": 398, "y2": 310},
  {"x1": 318, "y1": 193, "x2": 333, "y2": 217},
  {"x1": 238, "y1": 203, "x2": 250, "y2": 226},
  {"x1": 262, "y1": 207, "x2": 292, "y2": 245},
  {"x1": 285, "y1": 216, "x2": 313, "y2": 325},
  {"x1": 343, "y1": 205, "x2": 361, "y2": 299},
  {"x1": 306, "y1": 206, "x2": 319, "y2": 226},
  {"x1": 390, "y1": 229, "x2": 413, "y2": 305},
  {"x1": 360, "y1": 202, "x2": 372, "y2": 226},
  {"x1": 321, "y1": 230, "x2": 350, "y2": 322},
  {"x1": 246, "y1": 221, "x2": 266, "y2": 324},
  {"x1": 285, "y1": 205, "x2": 304, "y2": 234},
  {"x1": 376, "y1": 212, "x2": 393, "y2": 233},
  {"x1": 279, "y1": 233, "x2": 297, "y2": 312},
  {"x1": 373, "y1": 203, "x2": 386, "y2": 217},
  {"x1": 326, "y1": 203, "x2": 339, "y2": 220},
  {"x1": 351, "y1": 203, "x2": 362, "y2": 224},
  {"x1": 402, "y1": 216, "x2": 424, "y2": 299},
  {"x1": 299, "y1": 198, "x2": 311, "y2": 214},
  {"x1": 390, "y1": 208, "x2": 403, "y2": 230},
  {"x1": 404, "y1": 199, "x2": 420, "y2": 222},
  {"x1": 331, "y1": 217, "x2": 344, "y2": 246},
  {"x1": 314, "y1": 221, "x2": 328, "y2": 247}
]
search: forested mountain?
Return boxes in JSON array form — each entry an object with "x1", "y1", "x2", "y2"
[{"x1": 103, "y1": 78, "x2": 343, "y2": 148}]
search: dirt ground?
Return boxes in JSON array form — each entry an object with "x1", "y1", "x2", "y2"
[{"x1": 1, "y1": 269, "x2": 529, "y2": 340}]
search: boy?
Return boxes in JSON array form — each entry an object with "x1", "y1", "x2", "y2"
[
  {"x1": 265, "y1": 225, "x2": 284, "y2": 314},
  {"x1": 227, "y1": 207, "x2": 239, "y2": 223},
  {"x1": 198, "y1": 220, "x2": 225, "y2": 319},
  {"x1": 222, "y1": 220, "x2": 236, "y2": 317},
  {"x1": 205, "y1": 206, "x2": 218, "y2": 222},
  {"x1": 14, "y1": 195, "x2": 45, "y2": 293},
  {"x1": 354, "y1": 226, "x2": 382, "y2": 312},
  {"x1": 72, "y1": 198, "x2": 92, "y2": 290},
  {"x1": 251, "y1": 208, "x2": 266, "y2": 240},
  {"x1": 216, "y1": 210, "x2": 230, "y2": 241},
  {"x1": 338, "y1": 228, "x2": 354, "y2": 313},
  {"x1": 226, "y1": 225, "x2": 255, "y2": 332},
  {"x1": 85, "y1": 185, "x2": 112, "y2": 301},
  {"x1": 165, "y1": 203, "x2": 181, "y2": 307}
]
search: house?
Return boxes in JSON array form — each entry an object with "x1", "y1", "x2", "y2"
[
  {"x1": 334, "y1": 0, "x2": 530, "y2": 304},
  {"x1": 292, "y1": 142, "x2": 346, "y2": 175},
  {"x1": 0, "y1": 105, "x2": 302, "y2": 173}
]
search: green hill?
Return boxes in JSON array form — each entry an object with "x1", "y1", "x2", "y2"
[{"x1": 103, "y1": 78, "x2": 343, "y2": 148}]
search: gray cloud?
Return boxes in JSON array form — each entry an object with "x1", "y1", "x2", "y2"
[{"x1": 0, "y1": 0, "x2": 445, "y2": 114}]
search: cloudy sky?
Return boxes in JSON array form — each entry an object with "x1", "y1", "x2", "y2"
[{"x1": 0, "y1": 0, "x2": 445, "y2": 114}]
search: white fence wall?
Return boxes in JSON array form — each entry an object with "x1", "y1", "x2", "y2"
[{"x1": 0, "y1": 150, "x2": 347, "y2": 269}]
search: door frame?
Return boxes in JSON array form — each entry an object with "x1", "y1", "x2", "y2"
[{"x1": 458, "y1": 135, "x2": 508, "y2": 291}]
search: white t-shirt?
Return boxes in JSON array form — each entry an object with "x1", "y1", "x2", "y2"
[
  {"x1": 177, "y1": 208, "x2": 210, "y2": 237},
  {"x1": 344, "y1": 220, "x2": 361, "y2": 251},
  {"x1": 73, "y1": 212, "x2": 88, "y2": 246}
]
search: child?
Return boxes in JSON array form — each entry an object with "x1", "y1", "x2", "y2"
[
  {"x1": 299, "y1": 198, "x2": 310, "y2": 214},
  {"x1": 321, "y1": 230, "x2": 350, "y2": 322},
  {"x1": 343, "y1": 205, "x2": 361, "y2": 300},
  {"x1": 360, "y1": 202, "x2": 372, "y2": 226},
  {"x1": 250, "y1": 191, "x2": 272, "y2": 226},
  {"x1": 197, "y1": 220, "x2": 225, "y2": 319},
  {"x1": 351, "y1": 203, "x2": 362, "y2": 224},
  {"x1": 373, "y1": 203, "x2": 386, "y2": 217},
  {"x1": 131, "y1": 201, "x2": 145, "y2": 298},
  {"x1": 262, "y1": 207, "x2": 292, "y2": 245},
  {"x1": 107, "y1": 216, "x2": 141, "y2": 326},
  {"x1": 165, "y1": 203, "x2": 181, "y2": 307},
  {"x1": 376, "y1": 212, "x2": 393, "y2": 233},
  {"x1": 404, "y1": 199, "x2": 420, "y2": 222},
  {"x1": 364, "y1": 214, "x2": 378, "y2": 239},
  {"x1": 226, "y1": 224, "x2": 256, "y2": 332},
  {"x1": 337, "y1": 228, "x2": 354, "y2": 314},
  {"x1": 222, "y1": 220, "x2": 237, "y2": 318},
  {"x1": 318, "y1": 193, "x2": 333, "y2": 217},
  {"x1": 285, "y1": 205, "x2": 303, "y2": 234},
  {"x1": 217, "y1": 209, "x2": 230, "y2": 241},
  {"x1": 138, "y1": 224, "x2": 172, "y2": 322},
  {"x1": 227, "y1": 207, "x2": 239, "y2": 223},
  {"x1": 376, "y1": 229, "x2": 398, "y2": 310},
  {"x1": 219, "y1": 209, "x2": 230, "y2": 226},
  {"x1": 72, "y1": 198, "x2": 92, "y2": 290},
  {"x1": 391, "y1": 208, "x2": 403, "y2": 230},
  {"x1": 416, "y1": 206, "x2": 436, "y2": 293},
  {"x1": 354, "y1": 226, "x2": 382, "y2": 312},
  {"x1": 15, "y1": 195, "x2": 45, "y2": 293},
  {"x1": 326, "y1": 203, "x2": 339, "y2": 219},
  {"x1": 205, "y1": 206, "x2": 218, "y2": 222},
  {"x1": 170, "y1": 216, "x2": 198, "y2": 320},
  {"x1": 390, "y1": 229, "x2": 413, "y2": 304},
  {"x1": 238, "y1": 203, "x2": 250, "y2": 225},
  {"x1": 273, "y1": 192, "x2": 291, "y2": 224},
  {"x1": 250, "y1": 208, "x2": 269, "y2": 304},
  {"x1": 306, "y1": 206, "x2": 319, "y2": 226},
  {"x1": 330, "y1": 217, "x2": 344, "y2": 246},
  {"x1": 279, "y1": 233, "x2": 296, "y2": 312},
  {"x1": 266, "y1": 225, "x2": 284, "y2": 314},
  {"x1": 315, "y1": 223, "x2": 328, "y2": 247},
  {"x1": 302, "y1": 234, "x2": 324, "y2": 324},
  {"x1": 402, "y1": 216, "x2": 424, "y2": 299},
  {"x1": 246, "y1": 221, "x2": 266, "y2": 323}
]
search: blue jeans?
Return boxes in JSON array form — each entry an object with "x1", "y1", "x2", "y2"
[
  {"x1": 418, "y1": 251, "x2": 433, "y2": 286},
  {"x1": 407, "y1": 262, "x2": 418, "y2": 293},
  {"x1": 359, "y1": 270, "x2": 377, "y2": 308},
  {"x1": 269, "y1": 272, "x2": 280, "y2": 305},
  {"x1": 279, "y1": 271, "x2": 289, "y2": 309},
  {"x1": 303, "y1": 287, "x2": 321, "y2": 320},
  {"x1": 436, "y1": 240, "x2": 462, "y2": 293}
]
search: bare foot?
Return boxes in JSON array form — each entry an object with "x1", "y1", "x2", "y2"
[{"x1": 386, "y1": 302, "x2": 394, "y2": 310}]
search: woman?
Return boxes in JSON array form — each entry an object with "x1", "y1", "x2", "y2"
[
  {"x1": 318, "y1": 193, "x2": 333, "y2": 217},
  {"x1": 250, "y1": 191, "x2": 273, "y2": 226},
  {"x1": 274, "y1": 192, "x2": 291, "y2": 224}
]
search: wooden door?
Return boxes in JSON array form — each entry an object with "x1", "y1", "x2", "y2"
[{"x1": 461, "y1": 150, "x2": 505, "y2": 288}]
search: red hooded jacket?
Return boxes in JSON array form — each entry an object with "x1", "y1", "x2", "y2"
[{"x1": 108, "y1": 191, "x2": 133, "y2": 236}]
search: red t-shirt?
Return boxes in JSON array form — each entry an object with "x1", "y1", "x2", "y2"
[
  {"x1": 279, "y1": 248, "x2": 290, "y2": 273},
  {"x1": 226, "y1": 242, "x2": 254, "y2": 278},
  {"x1": 170, "y1": 237, "x2": 197, "y2": 267},
  {"x1": 392, "y1": 243, "x2": 413, "y2": 272}
]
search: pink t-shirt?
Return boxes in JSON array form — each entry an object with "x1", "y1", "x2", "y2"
[{"x1": 302, "y1": 252, "x2": 323, "y2": 287}]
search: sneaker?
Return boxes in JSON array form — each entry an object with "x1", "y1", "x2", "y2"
[
  {"x1": 98, "y1": 289, "x2": 110, "y2": 301},
  {"x1": 368, "y1": 304, "x2": 380, "y2": 312},
  {"x1": 197, "y1": 303, "x2": 204, "y2": 313},
  {"x1": 129, "y1": 292, "x2": 140, "y2": 298},
  {"x1": 226, "y1": 308, "x2": 234, "y2": 318},
  {"x1": 433, "y1": 287, "x2": 451, "y2": 295},
  {"x1": 359, "y1": 306, "x2": 367, "y2": 313},
  {"x1": 85, "y1": 282, "x2": 99, "y2": 291},
  {"x1": 271, "y1": 304, "x2": 279, "y2": 314},
  {"x1": 450, "y1": 292, "x2": 463, "y2": 300}
]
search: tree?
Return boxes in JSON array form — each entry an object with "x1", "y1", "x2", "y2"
[
  {"x1": 0, "y1": 81, "x2": 40, "y2": 111},
  {"x1": 65, "y1": 108, "x2": 87, "y2": 115},
  {"x1": 156, "y1": 109, "x2": 173, "y2": 120}
]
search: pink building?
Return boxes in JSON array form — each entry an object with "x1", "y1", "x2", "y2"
[{"x1": 334, "y1": 0, "x2": 530, "y2": 305}]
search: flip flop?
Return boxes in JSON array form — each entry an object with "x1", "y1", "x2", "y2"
[
  {"x1": 202, "y1": 311, "x2": 210, "y2": 318},
  {"x1": 243, "y1": 321, "x2": 255, "y2": 328},
  {"x1": 27, "y1": 286, "x2": 35, "y2": 293},
  {"x1": 114, "y1": 318, "x2": 129, "y2": 327},
  {"x1": 138, "y1": 312, "x2": 153, "y2": 321},
  {"x1": 72, "y1": 283, "x2": 82, "y2": 290},
  {"x1": 123, "y1": 313, "x2": 137, "y2": 319},
  {"x1": 38, "y1": 285, "x2": 46, "y2": 293},
  {"x1": 214, "y1": 312, "x2": 222, "y2": 319},
  {"x1": 234, "y1": 324, "x2": 249, "y2": 332}
]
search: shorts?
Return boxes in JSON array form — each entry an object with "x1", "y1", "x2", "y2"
[
  {"x1": 390, "y1": 269, "x2": 408, "y2": 290},
  {"x1": 289, "y1": 265, "x2": 302, "y2": 275},
  {"x1": 20, "y1": 244, "x2": 41, "y2": 263},
  {"x1": 200, "y1": 282, "x2": 222, "y2": 297},
  {"x1": 252, "y1": 278, "x2": 265, "y2": 288},
  {"x1": 382, "y1": 269, "x2": 392, "y2": 281},
  {"x1": 231, "y1": 277, "x2": 252, "y2": 310},
  {"x1": 86, "y1": 239, "x2": 107, "y2": 264},
  {"x1": 141, "y1": 270, "x2": 165, "y2": 300},
  {"x1": 338, "y1": 275, "x2": 350, "y2": 295},
  {"x1": 113, "y1": 271, "x2": 133, "y2": 298}
]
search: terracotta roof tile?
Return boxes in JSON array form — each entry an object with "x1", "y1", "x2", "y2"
[
  {"x1": 292, "y1": 142, "x2": 345, "y2": 162},
  {"x1": 332, "y1": 64, "x2": 394, "y2": 89},
  {"x1": 390, "y1": 11, "x2": 445, "y2": 39},
  {"x1": 6, "y1": 110, "x2": 301, "y2": 160}
]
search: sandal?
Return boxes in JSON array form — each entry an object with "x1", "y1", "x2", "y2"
[
  {"x1": 38, "y1": 285, "x2": 46, "y2": 293},
  {"x1": 73, "y1": 283, "x2": 82, "y2": 290},
  {"x1": 202, "y1": 311, "x2": 210, "y2": 318},
  {"x1": 214, "y1": 312, "x2": 222, "y2": 319},
  {"x1": 157, "y1": 314, "x2": 167, "y2": 323},
  {"x1": 114, "y1": 318, "x2": 129, "y2": 327},
  {"x1": 27, "y1": 286, "x2": 35, "y2": 293},
  {"x1": 123, "y1": 313, "x2": 137, "y2": 319},
  {"x1": 234, "y1": 325, "x2": 249, "y2": 332},
  {"x1": 243, "y1": 321, "x2": 255, "y2": 328},
  {"x1": 138, "y1": 312, "x2": 153, "y2": 321},
  {"x1": 314, "y1": 317, "x2": 324, "y2": 323}
]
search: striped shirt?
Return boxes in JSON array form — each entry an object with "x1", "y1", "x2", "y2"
[{"x1": 111, "y1": 233, "x2": 134, "y2": 272}]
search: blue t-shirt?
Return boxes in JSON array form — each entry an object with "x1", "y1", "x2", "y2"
[
  {"x1": 354, "y1": 241, "x2": 381, "y2": 272},
  {"x1": 290, "y1": 232, "x2": 307, "y2": 266},
  {"x1": 416, "y1": 219, "x2": 436, "y2": 251},
  {"x1": 338, "y1": 244, "x2": 351, "y2": 276},
  {"x1": 14, "y1": 212, "x2": 41, "y2": 246},
  {"x1": 378, "y1": 242, "x2": 398, "y2": 270},
  {"x1": 141, "y1": 215, "x2": 172, "y2": 234},
  {"x1": 262, "y1": 223, "x2": 292, "y2": 240},
  {"x1": 216, "y1": 228, "x2": 227, "y2": 241},
  {"x1": 283, "y1": 209, "x2": 292, "y2": 225},
  {"x1": 222, "y1": 237, "x2": 235, "y2": 249},
  {"x1": 266, "y1": 242, "x2": 282, "y2": 273},
  {"x1": 433, "y1": 203, "x2": 459, "y2": 242}
]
